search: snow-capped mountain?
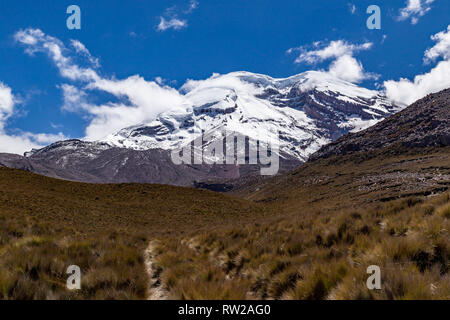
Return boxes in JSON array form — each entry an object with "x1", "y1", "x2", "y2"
[
  {"x1": 1, "y1": 71, "x2": 400, "y2": 188},
  {"x1": 103, "y1": 71, "x2": 398, "y2": 162}
]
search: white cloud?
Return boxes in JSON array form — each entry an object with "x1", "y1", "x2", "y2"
[
  {"x1": 288, "y1": 40, "x2": 375, "y2": 83},
  {"x1": 157, "y1": 1, "x2": 198, "y2": 32},
  {"x1": 384, "y1": 25, "x2": 450, "y2": 106},
  {"x1": 0, "y1": 81, "x2": 66, "y2": 154},
  {"x1": 157, "y1": 17, "x2": 188, "y2": 31},
  {"x1": 328, "y1": 55, "x2": 378, "y2": 83},
  {"x1": 84, "y1": 76, "x2": 185, "y2": 140},
  {"x1": 424, "y1": 25, "x2": 450, "y2": 63},
  {"x1": 60, "y1": 84, "x2": 89, "y2": 112},
  {"x1": 398, "y1": 0, "x2": 435, "y2": 24},
  {"x1": 384, "y1": 59, "x2": 450, "y2": 106},
  {"x1": 16, "y1": 28, "x2": 186, "y2": 141},
  {"x1": 0, "y1": 131, "x2": 67, "y2": 155},
  {"x1": 289, "y1": 40, "x2": 372, "y2": 65},
  {"x1": 70, "y1": 39, "x2": 100, "y2": 68},
  {"x1": 0, "y1": 135, "x2": 42, "y2": 155},
  {"x1": 0, "y1": 82, "x2": 15, "y2": 126},
  {"x1": 15, "y1": 29, "x2": 100, "y2": 82},
  {"x1": 21, "y1": 132, "x2": 67, "y2": 145}
]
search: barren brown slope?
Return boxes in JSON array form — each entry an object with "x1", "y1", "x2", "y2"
[{"x1": 236, "y1": 147, "x2": 450, "y2": 211}]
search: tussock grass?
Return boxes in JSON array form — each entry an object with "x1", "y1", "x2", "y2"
[
  {"x1": 0, "y1": 147, "x2": 448, "y2": 300},
  {"x1": 0, "y1": 167, "x2": 263, "y2": 300},
  {"x1": 154, "y1": 193, "x2": 450, "y2": 300}
]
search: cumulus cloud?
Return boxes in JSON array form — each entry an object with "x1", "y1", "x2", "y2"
[
  {"x1": 288, "y1": 40, "x2": 375, "y2": 83},
  {"x1": 424, "y1": 25, "x2": 450, "y2": 63},
  {"x1": 328, "y1": 55, "x2": 378, "y2": 83},
  {"x1": 157, "y1": 0, "x2": 198, "y2": 32},
  {"x1": 84, "y1": 76, "x2": 185, "y2": 139},
  {"x1": 398, "y1": 0, "x2": 435, "y2": 25},
  {"x1": 16, "y1": 28, "x2": 185, "y2": 141},
  {"x1": 0, "y1": 81, "x2": 66, "y2": 154},
  {"x1": 384, "y1": 59, "x2": 450, "y2": 106},
  {"x1": 384, "y1": 25, "x2": 450, "y2": 106}
]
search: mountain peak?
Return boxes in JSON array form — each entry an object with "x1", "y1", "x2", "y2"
[
  {"x1": 102, "y1": 70, "x2": 398, "y2": 162},
  {"x1": 2, "y1": 70, "x2": 402, "y2": 187}
]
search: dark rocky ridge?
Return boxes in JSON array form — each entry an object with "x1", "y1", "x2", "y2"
[
  {"x1": 0, "y1": 139, "x2": 300, "y2": 188},
  {"x1": 310, "y1": 89, "x2": 450, "y2": 161}
]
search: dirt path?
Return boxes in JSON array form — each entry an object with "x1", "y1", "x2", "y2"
[{"x1": 144, "y1": 240, "x2": 169, "y2": 300}]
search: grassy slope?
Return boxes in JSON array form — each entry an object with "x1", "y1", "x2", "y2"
[
  {"x1": 153, "y1": 147, "x2": 450, "y2": 299},
  {"x1": 0, "y1": 147, "x2": 449, "y2": 300},
  {"x1": 154, "y1": 193, "x2": 449, "y2": 299},
  {"x1": 0, "y1": 167, "x2": 264, "y2": 299},
  {"x1": 237, "y1": 147, "x2": 450, "y2": 210}
]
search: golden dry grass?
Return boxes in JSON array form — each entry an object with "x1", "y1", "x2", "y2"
[
  {"x1": 0, "y1": 167, "x2": 264, "y2": 299},
  {"x1": 154, "y1": 194, "x2": 449, "y2": 300},
  {"x1": 0, "y1": 147, "x2": 449, "y2": 300}
]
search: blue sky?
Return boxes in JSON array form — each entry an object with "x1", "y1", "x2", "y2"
[{"x1": 0, "y1": 0, "x2": 449, "y2": 154}]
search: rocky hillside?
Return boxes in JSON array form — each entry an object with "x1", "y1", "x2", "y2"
[
  {"x1": 310, "y1": 89, "x2": 450, "y2": 161},
  {"x1": 235, "y1": 88, "x2": 450, "y2": 203}
]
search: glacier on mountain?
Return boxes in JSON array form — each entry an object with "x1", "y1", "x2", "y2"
[{"x1": 102, "y1": 71, "x2": 398, "y2": 162}]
